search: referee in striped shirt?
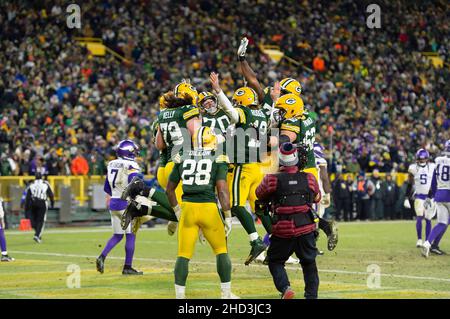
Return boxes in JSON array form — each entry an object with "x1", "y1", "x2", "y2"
[{"x1": 25, "y1": 172, "x2": 54, "y2": 243}]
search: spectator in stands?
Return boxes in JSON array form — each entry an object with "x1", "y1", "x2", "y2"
[
  {"x1": 71, "y1": 149, "x2": 89, "y2": 176},
  {"x1": 370, "y1": 170, "x2": 385, "y2": 220},
  {"x1": 381, "y1": 173, "x2": 398, "y2": 220}
]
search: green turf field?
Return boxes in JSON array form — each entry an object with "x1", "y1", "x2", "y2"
[{"x1": 0, "y1": 221, "x2": 449, "y2": 299}]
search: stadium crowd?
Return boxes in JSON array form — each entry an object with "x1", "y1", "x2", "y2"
[{"x1": 0, "y1": 0, "x2": 448, "y2": 179}]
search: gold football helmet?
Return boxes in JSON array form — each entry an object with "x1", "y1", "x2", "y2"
[
  {"x1": 192, "y1": 126, "x2": 217, "y2": 151},
  {"x1": 197, "y1": 91, "x2": 218, "y2": 114},
  {"x1": 232, "y1": 87, "x2": 259, "y2": 107},
  {"x1": 280, "y1": 78, "x2": 302, "y2": 96},
  {"x1": 174, "y1": 80, "x2": 198, "y2": 103},
  {"x1": 275, "y1": 93, "x2": 304, "y2": 119}
]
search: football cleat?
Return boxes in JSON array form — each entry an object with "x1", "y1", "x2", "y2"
[
  {"x1": 167, "y1": 221, "x2": 178, "y2": 236},
  {"x1": 245, "y1": 238, "x2": 267, "y2": 266},
  {"x1": 121, "y1": 202, "x2": 137, "y2": 231},
  {"x1": 421, "y1": 241, "x2": 431, "y2": 258},
  {"x1": 1, "y1": 255, "x2": 15, "y2": 262},
  {"x1": 122, "y1": 267, "x2": 143, "y2": 275},
  {"x1": 327, "y1": 220, "x2": 338, "y2": 251},
  {"x1": 221, "y1": 291, "x2": 240, "y2": 299},
  {"x1": 317, "y1": 249, "x2": 324, "y2": 256},
  {"x1": 416, "y1": 239, "x2": 423, "y2": 248},
  {"x1": 96, "y1": 255, "x2": 105, "y2": 274},
  {"x1": 281, "y1": 287, "x2": 295, "y2": 299},
  {"x1": 430, "y1": 247, "x2": 446, "y2": 255},
  {"x1": 33, "y1": 236, "x2": 41, "y2": 244},
  {"x1": 121, "y1": 176, "x2": 145, "y2": 201},
  {"x1": 131, "y1": 216, "x2": 153, "y2": 235}
]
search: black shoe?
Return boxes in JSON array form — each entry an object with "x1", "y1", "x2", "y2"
[
  {"x1": 121, "y1": 176, "x2": 146, "y2": 200},
  {"x1": 122, "y1": 267, "x2": 143, "y2": 275},
  {"x1": 327, "y1": 220, "x2": 338, "y2": 251},
  {"x1": 1, "y1": 255, "x2": 15, "y2": 262},
  {"x1": 33, "y1": 236, "x2": 41, "y2": 244},
  {"x1": 317, "y1": 249, "x2": 324, "y2": 256},
  {"x1": 430, "y1": 247, "x2": 446, "y2": 255},
  {"x1": 245, "y1": 238, "x2": 267, "y2": 266},
  {"x1": 96, "y1": 255, "x2": 105, "y2": 274}
]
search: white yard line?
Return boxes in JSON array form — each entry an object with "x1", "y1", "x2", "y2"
[
  {"x1": 9, "y1": 250, "x2": 450, "y2": 283},
  {"x1": 5, "y1": 220, "x2": 417, "y2": 236}
]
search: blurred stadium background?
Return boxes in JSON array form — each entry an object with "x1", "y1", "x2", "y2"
[{"x1": 0, "y1": 0, "x2": 448, "y2": 227}]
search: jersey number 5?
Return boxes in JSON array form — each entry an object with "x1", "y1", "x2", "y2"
[{"x1": 182, "y1": 159, "x2": 212, "y2": 186}]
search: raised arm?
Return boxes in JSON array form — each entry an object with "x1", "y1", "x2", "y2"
[
  {"x1": 237, "y1": 37, "x2": 265, "y2": 101},
  {"x1": 210, "y1": 72, "x2": 239, "y2": 124}
]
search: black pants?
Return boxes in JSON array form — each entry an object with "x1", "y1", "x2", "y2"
[
  {"x1": 267, "y1": 232, "x2": 319, "y2": 299},
  {"x1": 357, "y1": 199, "x2": 371, "y2": 220},
  {"x1": 335, "y1": 198, "x2": 352, "y2": 221},
  {"x1": 30, "y1": 201, "x2": 47, "y2": 238},
  {"x1": 384, "y1": 204, "x2": 396, "y2": 220}
]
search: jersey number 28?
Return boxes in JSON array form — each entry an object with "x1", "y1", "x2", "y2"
[{"x1": 182, "y1": 159, "x2": 212, "y2": 185}]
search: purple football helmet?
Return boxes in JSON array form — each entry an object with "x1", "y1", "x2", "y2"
[
  {"x1": 116, "y1": 140, "x2": 139, "y2": 160},
  {"x1": 416, "y1": 148, "x2": 429, "y2": 166}
]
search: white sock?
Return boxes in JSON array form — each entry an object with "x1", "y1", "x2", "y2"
[
  {"x1": 249, "y1": 232, "x2": 259, "y2": 241},
  {"x1": 221, "y1": 282, "x2": 231, "y2": 290},
  {"x1": 175, "y1": 284, "x2": 186, "y2": 299},
  {"x1": 1, "y1": 251, "x2": 7, "y2": 256}
]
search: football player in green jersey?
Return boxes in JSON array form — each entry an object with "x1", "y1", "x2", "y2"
[
  {"x1": 207, "y1": 72, "x2": 272, "y2": 265},
  {"x1": 275, "y1": 94, "x2": 338, "y2": 251},
  {"x1": 166, "y1": 126, "x2": 238, "y2": 299},
  {"x1": 155, "y1": 85, "x2": 202, "y2": 235}
]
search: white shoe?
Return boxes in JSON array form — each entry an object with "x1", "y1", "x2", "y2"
[
  {"x1": 221, "y1": 291, "x2": 240, "y2": 299},
  {"x1": 421, "y1": 241, "x2": 431, "y2": 258},
  {"x1": 416, "y1": 239, "x2": 423, "y2": 248},
  {"x1": 255, "y1": 251, "x2": 266, "y2": 263},
  {"x1": 286, "y1": 255, "x2": 299, "y2": 264}
]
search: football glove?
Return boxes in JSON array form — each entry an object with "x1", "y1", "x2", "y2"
[
  {"x1": 224, "y1": 218, "x2": 232, "y2": 237},
  {"x1": 237, "y1": 37, "x2": 249, "y2": 61}
]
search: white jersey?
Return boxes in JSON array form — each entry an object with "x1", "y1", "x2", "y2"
[
  {"x1": 314, "y1": 144, "x2": 327, "y2": 194},
  {"x1": 106, "y1": 158, "x2": 140, "y2": 199},
  {"x1": 408, "y1": 162, "x2": 436, "y2": 196},
  {"x1": 434, "y1": 156, "x2": 450, "y2": 191}
]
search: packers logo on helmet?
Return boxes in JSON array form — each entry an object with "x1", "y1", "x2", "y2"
[
  {"x1": 174, "y1": 81, "x2": 199, "y2": 104},
  {"x1": 275, "y1": 93, "x2": 304, "y2": 119},
  {"x1": 280, "y1": 78, "x2": 302, "y2": 96},
  {"x1": 192, "y1": 126, "x2": 218, "y2": 151},
  {"x1": 232, "y1": 87, "x2": 258, "y2": 107}
]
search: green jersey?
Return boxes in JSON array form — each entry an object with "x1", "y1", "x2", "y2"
[
  {"x1": 158, "y1": 105, "x2": 199, "y2": 163},
  {"x1": 261, "y1": 91, "x2": 274, "y2": 119},
  {"x1": 280, "y1": 111, "x2": 318, "y2": 168},
  {"x1": 202, "y1": 109, "x2": 231, "y2": 136},
  {"x1": 231, "y1": 106, "x2": 269, "y2": 164},
  {"x1": 169, "y1": 150, "x2": 229, "y2": 203},
  {"x1": 151, "y1": 119, "x2": 168, "y2": 167}
]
